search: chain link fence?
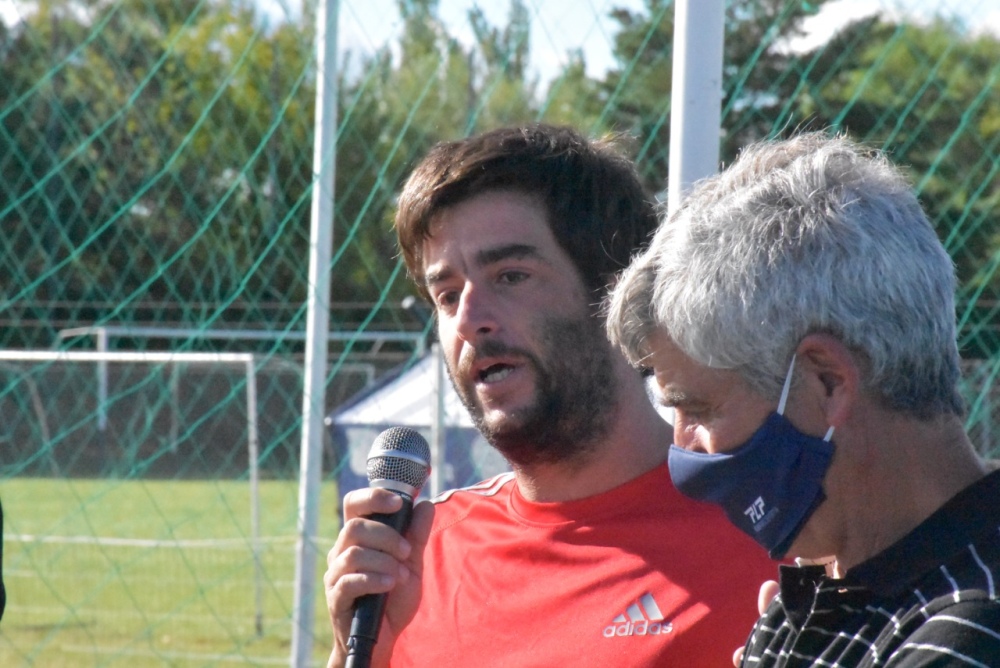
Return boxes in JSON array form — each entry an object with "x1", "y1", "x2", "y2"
[{"x1": 1, "y1": 0, "x2": 999, "y2": 664}]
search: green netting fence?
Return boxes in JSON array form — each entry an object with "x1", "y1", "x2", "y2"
[{"x1": 1, "y1": 0, "x2": 999, "y2": 665}]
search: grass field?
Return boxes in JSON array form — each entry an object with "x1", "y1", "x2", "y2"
[{"x1": 0, "y1": 477, "x2": 341, "y2": 667}]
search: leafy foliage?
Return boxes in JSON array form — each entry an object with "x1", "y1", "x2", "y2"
[{"x1": 2, "y1": 0, "x2": 999, "y2": 355}]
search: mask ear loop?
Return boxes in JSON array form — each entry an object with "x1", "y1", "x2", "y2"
[
  {"x1": 777, "y1": 354, "x2": 836, "y2": 443},
  {"x1": 777, "y1": 355, "x2": 796, "y2": 415}
]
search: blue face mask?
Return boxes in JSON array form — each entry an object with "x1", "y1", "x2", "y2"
[{"x1": 667, "y1": 356, "x2": 835, "y2": 559}]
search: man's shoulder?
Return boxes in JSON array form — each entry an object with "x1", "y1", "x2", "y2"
[
  {"x1": 907, "y1": 519, "x2": 1000, "y2": 600},
  {"x1": 923, "y1": 590, "x2": 1000, "y2": 616},
  {"x1": 428, "y1": 472, "x2": 516, "y2": 510},
  {"x1": 420, "y1": 472, "x2": 516, "y2": 548},
  {"x1": 887, "y1": 593, "x2": 1000, "y2": 667}
]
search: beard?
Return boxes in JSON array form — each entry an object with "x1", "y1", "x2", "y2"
[{"x1": 448, "y1": 312, "x2": 618, "y2": 469}]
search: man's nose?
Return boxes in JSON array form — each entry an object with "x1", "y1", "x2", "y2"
[{"x1": 455, "y1": 284, "x2": 499, "y2": 342}]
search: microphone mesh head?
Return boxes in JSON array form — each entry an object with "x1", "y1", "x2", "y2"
[{"x1": 366, "y1": 427, "x2": 431, "y2": 490}]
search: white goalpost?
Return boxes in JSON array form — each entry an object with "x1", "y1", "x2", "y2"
[{"x1": 0, "y1": 349, "x2": 268, "y2": 637}]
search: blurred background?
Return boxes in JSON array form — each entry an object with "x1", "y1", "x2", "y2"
[{"x1": 1, "y1": 0, "x2": 999, "y2": 664}]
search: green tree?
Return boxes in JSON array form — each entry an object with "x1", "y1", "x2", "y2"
[
  {"x1": 0, "y1": 0, "x2": 318, "y2": 344},
  {"x1": 784, "y1": 15, "x2": 1000, "y2": 355},
  {"x1": 598, "y1": 0, "x2": 831, "y2": 191},
  {"x1": 331, "y1": 0, "x2": 555, "y2": 316}
]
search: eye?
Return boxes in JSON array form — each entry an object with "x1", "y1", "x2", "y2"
[
  {"x1": 497, "y1": 269, "x2": 528, "y2": 285},
  {"x1": 669, "y1": 402, "x2": 708, "y2": 423},
  {"x1": 433, "y1": 290, "x2": 460, "y2": 311}
]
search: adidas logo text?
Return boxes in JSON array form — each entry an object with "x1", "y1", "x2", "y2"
[{"x1": 603, "y1": 592, "x2": 674, "y2": 638}]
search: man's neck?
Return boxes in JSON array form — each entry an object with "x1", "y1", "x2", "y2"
[
  {"x1": 829, "y1": 412, "x2": 988, "y2": 572},
  {"x1": 512, "y1": 372, "x2": 671, "y2": 503}
]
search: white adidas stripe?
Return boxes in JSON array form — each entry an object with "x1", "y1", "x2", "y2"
[{"x1": 431, "y1": 472, "x2": 516, "y2": 503}]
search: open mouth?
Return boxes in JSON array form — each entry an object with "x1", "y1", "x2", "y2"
[{"x1": 479, "y1": 363, "x2": 514, "y2": 383}]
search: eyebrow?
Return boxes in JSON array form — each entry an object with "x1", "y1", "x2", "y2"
[
  {"x1": 476, "y1": 243, "x2": 540, "y2": 267},
  {"x1": 424, "y1": 243, "x2": 542, "y2": 289}
]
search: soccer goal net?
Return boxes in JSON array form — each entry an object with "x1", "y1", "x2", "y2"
[{"x1": 0, "y1": 350, "x2": 302, "y2": 652}]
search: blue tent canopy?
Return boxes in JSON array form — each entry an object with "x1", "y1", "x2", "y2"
[{"x1": 326, "y1": 350, "x2": 509, "y2": 499}]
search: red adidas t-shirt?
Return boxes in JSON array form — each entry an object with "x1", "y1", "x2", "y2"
[{"x1": 390, "y1": 463, "x2": 776, "y2": 666}]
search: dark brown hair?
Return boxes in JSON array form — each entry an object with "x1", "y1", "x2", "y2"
[{"x1": 395, "y1": 124, "x2": 658, "y2": 301}]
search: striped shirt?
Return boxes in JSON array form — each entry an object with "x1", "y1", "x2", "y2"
[{"x1": 741, "y1": 469, "x2": 1000, "y2": 667}]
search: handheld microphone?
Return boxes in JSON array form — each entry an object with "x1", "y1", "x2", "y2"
[{"x1": 344, "y1": 427, "x2": 431, "y2": 668}]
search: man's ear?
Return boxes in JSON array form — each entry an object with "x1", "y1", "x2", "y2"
[{"x1": 794, "y1": 333, "x2": 860, "y2": 428}]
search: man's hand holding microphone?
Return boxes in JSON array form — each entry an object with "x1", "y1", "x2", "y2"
[{"x1": 325, "y1": 428, "x2": 433, "y2": 668}]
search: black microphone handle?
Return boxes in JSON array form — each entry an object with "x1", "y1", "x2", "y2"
[{"x1": 344, "y1": 492, "x2": 415, "y2": 668}]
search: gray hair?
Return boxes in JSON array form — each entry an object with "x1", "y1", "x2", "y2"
[{"x1": 606, "y1": 132, "x2": 964, "y2": 418}]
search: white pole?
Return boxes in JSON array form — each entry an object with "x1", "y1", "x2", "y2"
[
  {"x1": 169, "y1": 363, "x2": 180, "y2": 454},
  {"x1": 430, "y1": 343, "x2": 446, "y2": 497},
  {"x1": 246, "y1": 359, "x2": 264, "y2": 638},
  {"x1": 291, "y1": 0, "x2": 340, "y2": 665},
  {"x1": 667, "y1": 0, "x2": 725, "y2": 219},
  {"x1": 97, "y1": 326, "x2": 108, "y2": 433},
  {"x1": 96, "y1": 326, "x2": 110, "y2": 473}
]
